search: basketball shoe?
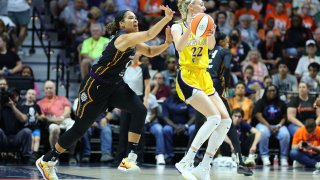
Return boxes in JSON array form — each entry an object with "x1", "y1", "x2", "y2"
[
  {"x1": 191, "y1": 162, "x2": 211, "y2": 180},
  {"x1": 118, "y1": 151, "x2": 140, "y2": 172},
  {"x1": 36, "y1": 155, "x2": 58, "y2": 180}
]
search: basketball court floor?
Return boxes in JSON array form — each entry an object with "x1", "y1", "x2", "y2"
[{"x1": 0, "y1": 164, "x2": 319, "y2": 180}]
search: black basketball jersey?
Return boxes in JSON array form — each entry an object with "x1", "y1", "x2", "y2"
[
  {"x1": 91, "y1": 31, "x2": 136, "y2": 83},
  {"x1": 208, "y1": 46, "x2": 232, "y2": 86}
]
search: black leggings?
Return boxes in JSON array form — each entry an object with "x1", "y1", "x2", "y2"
[{"x1": 58, "y1": 77, "x2": 147, "y2": 149}]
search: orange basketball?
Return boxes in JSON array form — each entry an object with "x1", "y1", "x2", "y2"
[{"x1": 191, "y1": 13, "x2": 214, "y2": 38}]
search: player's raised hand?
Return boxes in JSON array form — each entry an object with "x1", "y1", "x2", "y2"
[{"x1": 160, "y1": 5, "x2": 175, "y2": 21}]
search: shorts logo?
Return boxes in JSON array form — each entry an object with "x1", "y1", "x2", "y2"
[{"x1": 80, "y1": 92, "x2": 88, "y2": 102}]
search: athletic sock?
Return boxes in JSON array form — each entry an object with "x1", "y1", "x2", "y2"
[
  {"x1": 43, "y1": 148, "x2": 61, "y2": 162},
  {"x1": 184, "y1": 149, "x2": 197, "y2": 161},
  {"x1": 127, "y1": 142, "x2": 139, "y2": 155},
  {"x1": 202, "y1": 153, "x2": 214, "y2": 166}
]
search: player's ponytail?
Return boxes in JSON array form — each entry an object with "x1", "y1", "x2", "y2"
[
  {"x1": 178, "y1": 0, "x2": 194, "y2": 22},
  {"x1": 106, "y1": 10, "x2": 130, "y2": 34}
]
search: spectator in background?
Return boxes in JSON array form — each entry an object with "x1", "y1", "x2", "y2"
[
  {"x1": 242, "y1": 50, "x2": 268, "y2": 82},
  {"x1": 229, "y1": 82, "x2": 253, "y2": 124},
  {"x1": 216, "y1": 11, "x2": 232, "y2": 35},
  {"x1": 37, "y1": 80, "x2": 77, "y2": 165},
  {"x1": 314, "y1": 28, "x2": 320, "y2": 56},
  {"x1": 236, "y1": 14, "x2": 260, "y2": 48},
  {"x1": 214, "y1": 0, "x2": 235, "y2": 28},
  {"x1": 59, "y1": 0, "x2": 88, "y2": 34},
  {"x1": 252, "y1": 75, "x2": 272, "y2": 102},
  {"x1": 234, "y1": 0, "x2": 260, "y2": 28},
  {"x1": 20, "y1": 66, "x2": 40, "y2": 97},
  {"x1": 242, "y1": 65, "x2": 264, "y2": 101},
  {"x1": 161, "y1": 55, "x2": 177, "y2": 87},
  {"x1": 0, "y1": 77, "x2": 31, "y2": 164},
  {"x1": 144, "y1": 93, "x2": 166, "y2": 165},
  {"x1": 293, "y1": 0, "x2": 320, "y2": 16},
  {"x1": 50, "y1": 0, "x2": 74, "y2": 18},
  {"x1": 7, "y1": 0, "x2": 31, "y2": 50},
  {"x1": 99, "y1": 0, "x2": 117, "y2": 27},
  {"x1": 0, "y1": 35, "x2": 22, "y2": 76},
  {"x1": 162, "y1": 85, "x2": 195, "y2": 162},
  {"x1": 290, "y1": 118, "x2": 320, "y2": 170},
  {"x1": 254, "y1": 85, "x2": 290, "y2": 166},
  {"x1": 283, "y1": 15, "x2": 313, "y2": 59},
  {"x1": 258, "y1": 30, "x2": 282, "y2": 72},
  {"x1": 80, "y1": 23, "x2": 109, "y2": 79},
  {"x1": 295, "y1": 39, "x2": 320, "y2": 79},
  {"x1": 86, "y1": 0, "x2": 105, "y2": 8},
  {"x1": 151, "y1": 72, "x2": 170, "y2": 101},
  {"x1": 264, "y1": 1, "x2": 290, "y2": 33},
  {"x1": 220, "y1": 108, "x2": 261, "y2": 166},
  {"x1": 287, "y1": 82, "x2": 320, "y2": 136},
  {"x1": 72, "y1": 98, "x2": 113, "y2": 163},
  {"x1": 114, "y1": 0, "x2": 138, "y2": 12},
  {"x1": 272, "y1": 61, "x2": 298, "y2": 102},
  {"x1": 299, "y1": 3, "x2": 315, "y2": 30},
  {"x1": 20, "y1": 89, "x2": 42, "y2": 159},
  {"x1": 0, "y1": 19, "x2": 16, "y2": 52},
  {"x1": 139, "y1": 0, "x2": 162, "y2": 21},
  {"x1": 301, "y1": 62, "x2": 320, "y2": 92},
  {"x1": 252, "y1": 0, "x2": 264, "y2": 15},
  {"x1": 258, "y1": 17, "x2": 281, "y2": 42},
  {"x1": 229, "y1": 28, "x2": 251, "y2": 81}
]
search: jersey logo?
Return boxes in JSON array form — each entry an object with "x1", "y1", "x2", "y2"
[{"x1": 80, "y1": 92, "x2": 88, "y2": 102}]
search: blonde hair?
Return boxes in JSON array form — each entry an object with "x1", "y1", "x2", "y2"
[{"x1": 177, "y1": 0, "x2": 196, "y2": 21}]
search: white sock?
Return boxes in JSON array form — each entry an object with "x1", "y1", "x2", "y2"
[
  {"x1": 201, "y1": 153, "x2": 213, "y2": 166},
  {"x1": 184, "y1": 149, "x2": 197, "y2": 161},
  {"x1": 203, "y1": 118, "x2": 232, "y2": 166},
  {"x1": 190, "y1": 115, "x2": 221, "y2": 150}
]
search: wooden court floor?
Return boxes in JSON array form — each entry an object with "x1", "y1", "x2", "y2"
[{"x1": 0, "y1": 164, "x2": 320, "y2": 179}]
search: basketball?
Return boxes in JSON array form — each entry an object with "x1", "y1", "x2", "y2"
[{"x1": 191, "y1": 13, "x2": 214, "y2": 38}]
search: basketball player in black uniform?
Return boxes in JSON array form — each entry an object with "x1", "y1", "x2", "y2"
[
  {"x1": 188, "y1": 32, "x2": 253, "y2": 176},
  {"x1": 36, "y1": 6, "x2": 174, "y2": 179}
]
